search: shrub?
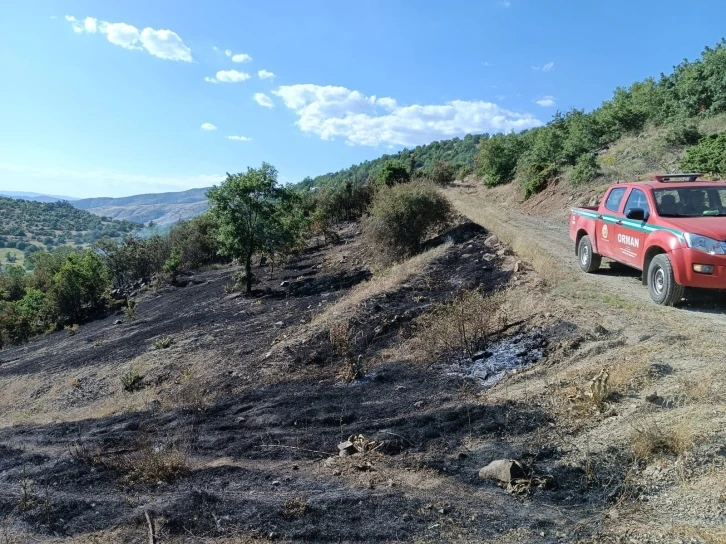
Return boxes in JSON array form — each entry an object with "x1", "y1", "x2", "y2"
[
  {"x1": 570, "y1": 153, "x2": 600, "y2": 185},
  {"x1": 124, "y1": 299, "x2": 137, "y2": 321},
  {"x1": 162, "y1": 248, "x2": 182, "y2": 281},
  {"x1": 664, "y1": 118, "x2": 702, "y2": 146},
  {"x1": 377, "y1": 161, "x2": 410, "y2": 187},
  {"x1": 109, "y1": 439, "x2": 188, "y2": 485},
  {"x1": 154, "y1": 336, "x2": 173, "y2": 350},
  {"x1": 680, "y1": 132, "x2": 726, "y2": 176},
  {"x1": 518, "y1": 161, "x2": 557, "y2": 198},
  {"x1": 456, "y1": 164, "x2": 474, "y2": 180},
  {"x1": 429, "y1": 160, "x2": 455, "y2": 186},
  {"x1": 65, "y1": 324, "x2": 79, "y2": 336},
  {"x1": 414, "y1": 290, "x2": 507, "y2": 360},
  {"x1": 363, "y1": 181, "x2": 454, "y2": 264},
  {"x1": 120, "y1": 369, "x2": 143, "y2": 392},
  {"x1": 630, "y1": 418, "x2": 693, "y2": 459}
]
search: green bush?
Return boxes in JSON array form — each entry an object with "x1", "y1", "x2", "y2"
[
  {"x1": 475, "y1": 133, "x2": 525, "y2": 186},
  {"x1": 665, "y1": 119, "x2": 702, "y2": 146},
  {"x1": 570, "y1": 153, "x2": 600, "y2": 185},
  {"x1": 680, "y1": 132, "x2": 726, "y2": 175},
  {"x1": 518, "y1": 161, "x2": 557, "y2": 199},
  {"x1": 456, "y1": 164, "x2": 474, "y2": 180},
  {"x1": 377, "y1": 161, "x2": 410, "y2": 187},
  {"x1": 363, "y1": 181, "x2": 454, "y2": 264},
  {"x1": 429, "y1": 160, "x2": 455, "y2": 186},
  {"x1": 162, "y1": 248, "x2": 182, "y2": 280}
]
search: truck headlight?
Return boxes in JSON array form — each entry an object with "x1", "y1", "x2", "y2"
[{"x1": 684, "y1": 233, "x2": 725, "y2": 255}]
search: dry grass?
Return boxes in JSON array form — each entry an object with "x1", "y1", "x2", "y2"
[
  {"x1": 413, "y1": 288, "x2": 508, "y2": 361},
  {"x1": 608, "y1": 353, "x2": 650, "y2": 394},
  {"x1": 110, "y1": 441, "x2": 189, "y2": 486},
  {"x1": 312, "y1": 241, "x2": 451, "y2": 327},
  {"x1": 630, "y1": 417, "x2": 694, "y2": 460},
  {"x1": 280, "y1": 497, "x2": 310, "y2": 520},
  {"x1": 444, "y1": 189, "x2": 564, "y2": 285}
]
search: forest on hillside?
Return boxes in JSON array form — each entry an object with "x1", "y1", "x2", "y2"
[
  {"x1": 298, "y1": 134, "x2": 483, "y2": 189},
  {"x1": 0, "y1": 197, "x2": 139, "y2": 268},
  {"x1": 300, "y1": 39, "x2": 726, "y2": 197}
]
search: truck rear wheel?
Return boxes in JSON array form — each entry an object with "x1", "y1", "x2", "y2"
[
  {"x1": 648, "y1": 254, "x2": 684, "y2": 306},
  {"x1": 577, "y1": 236, "x2": 601, "y2": 273}
]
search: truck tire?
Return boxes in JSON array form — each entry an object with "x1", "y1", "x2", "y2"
[
  {"x1": 577, "y1": 236, "x2": 601, "y2": 273},
  {"x1": 647, "y1": 253, "x2": 684, "y2": 306}
]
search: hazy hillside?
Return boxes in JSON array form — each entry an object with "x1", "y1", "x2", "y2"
[
  {"x1": 73, "y1": 187, "x2": 210, "y2": 226},
  {"x1": 0, "y1": 191, "x2": 78, "y2": 203}
]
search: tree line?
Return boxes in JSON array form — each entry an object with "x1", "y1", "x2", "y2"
[
  {"x1": 0, "y1": 160, "x2": 454, "y2": 347},
  {"x1": 297, "y1": 39, "x2": 726, "y2": 198}
]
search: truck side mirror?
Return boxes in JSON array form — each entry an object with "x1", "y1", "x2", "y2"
[{"x1": 626, "y1": 208, "x2": 648, "y2": 221}]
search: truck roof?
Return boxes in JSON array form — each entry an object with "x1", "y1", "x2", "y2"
[{"x1": 611, "y1": 179, "x2": 726, "y2": 190}]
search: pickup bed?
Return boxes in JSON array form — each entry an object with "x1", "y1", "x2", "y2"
[{"x1": 569, "y1": 174, "x2": 726, "y2": 305}]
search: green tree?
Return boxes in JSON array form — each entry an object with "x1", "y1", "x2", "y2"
[
  {"x1": 430, "y1": 160, "x2": 455, "y2": 186},
  {"x1": 377, "y1": 161, "x2": 410, "y2": 187},
  {"x1": 475, "y1": 133, "x2": 525, "y2": 186},
  {"x1": 50, "y1": 251, "x2": 108, "y2": 324},
  {"x1": 680, "y1": 132, "x2": 726, "y2": 175},
  {"x1": 207, "y1": 163, "x2": 287, "y2": 293}
]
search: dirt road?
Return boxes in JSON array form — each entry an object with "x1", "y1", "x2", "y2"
[{"x1": 446, "y1": 184, "x2": 726, "y2": 322}]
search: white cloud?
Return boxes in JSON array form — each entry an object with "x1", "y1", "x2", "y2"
[
  {"x1": 535, "y1": 95, "x2": 556, "y2": 107},
  {"x1": 139, "y1": 28, "x2": 193, "y2": 61},
  {"x1": 254, "y1": 93, "x2": 274, "y2": 108},
  {"x1": 258, "y1": 69, "x2": 275, "y2": 80},
  {"x1": 272, "y1": 84, "x2": 542, "y2": 147},
  {"x1": 532, "y1": 61, "x2": 555, "y2": 72},
  {"x1": 83, "y1": 17, "x2": 98, "y2": 33},
  {"x1": 227, "y1": 135, "x2": 252, "y2": 141},
  {"x1": 224, "y1": 49, "x2": 232, "y2": 57},
  {"x1": 201, "y1": 123, "x2": 217, "y2": 131},
  {"x1": 100, "y1": 22, "x2": 141, "y2": 49},
  {"x1": 499, "y1": 1, "x2": 511, "y2": 7},
  {"x1": 65, "y1": 15, "x2": 192, "y2": 61},
  {"x1": 205, "y1": 69, "x2": 250, "y2": 83},
  {"x1": 212, "y1": 46, "x2": 219, "y2": 51},
  {"x1": 232, "y1": 53, "x2": 252, "y2": 63}
]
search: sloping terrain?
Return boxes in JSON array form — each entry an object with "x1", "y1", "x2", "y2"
[
  {"x1": 73, "y1": 188, "x2": 209, "y2": 226},
  {"x1": 1, "y1": 202, "x2": 725, "y2": 543},
  {"x1": 445, "y1": 183, "x2": 726, "y2": 542}
]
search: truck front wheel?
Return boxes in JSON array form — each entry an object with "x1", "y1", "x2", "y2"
[
  {"x1": 647, "y1": 254, "x2": 684, "y2": 306},
  {"x1": 577, "y1": 236, "x2": 601, "y2": 273}
]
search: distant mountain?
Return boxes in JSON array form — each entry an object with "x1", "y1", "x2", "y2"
[
  {"x1": 73, "y1": 187, "x2": 210, "y2": 226},
  {"x1": 0, "y1": 191, "x2": 79, "y2": 203}
]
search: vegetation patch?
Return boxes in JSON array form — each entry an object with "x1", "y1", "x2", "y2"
[{"x1": 363, "y1": 181, "x2": 454, "y2": 265}]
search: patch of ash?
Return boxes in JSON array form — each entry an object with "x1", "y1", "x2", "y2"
[{"x1": 449, "y1": 330, "x2": 547, "y2": 387}]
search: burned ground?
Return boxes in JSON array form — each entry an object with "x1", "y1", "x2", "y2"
[{"x1": 0, "y1": 220, "x2": 646, "y2": 543}]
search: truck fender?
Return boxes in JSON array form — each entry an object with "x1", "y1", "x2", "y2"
[
  {"x1": 641, "y1": 234, "x2": 683, "y2": 286},
  {"x1": 575, "y1": 227, "x2": 598, "y2": 256}
]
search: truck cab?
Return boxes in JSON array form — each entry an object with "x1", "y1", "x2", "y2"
[{"x1": 569, "y1": 174, "x2": 726, "y2": 305}]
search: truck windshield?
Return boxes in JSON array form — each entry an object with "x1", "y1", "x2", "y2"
[{"x1": 653, "y1": 188, "x2": 726, "y2": 217}]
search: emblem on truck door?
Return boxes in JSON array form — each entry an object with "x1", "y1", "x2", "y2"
[{"x1": 602, "y1": 224, "x2": 608, "y2": 239}]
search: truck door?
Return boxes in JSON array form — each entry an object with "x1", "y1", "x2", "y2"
[
  {"x1": 596, "y1": 187, "x2": 627, "y2": 259},
  {"x1": 616, "y1": 188, "x2": 650, "y2": 269}
]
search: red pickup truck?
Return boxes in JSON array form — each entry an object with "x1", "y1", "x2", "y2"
[{"x1": 569, "y1": 174, "x2": 726, "y2": 305}]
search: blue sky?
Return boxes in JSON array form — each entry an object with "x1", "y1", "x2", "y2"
[{"x1": 0, "y1": 0, "x2": 724, "y2": 198}]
